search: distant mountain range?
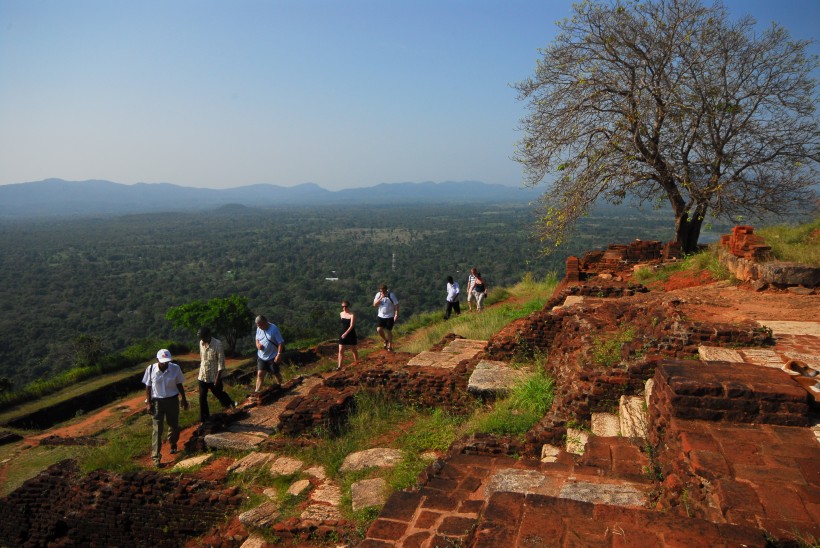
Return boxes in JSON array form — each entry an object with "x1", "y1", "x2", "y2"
[{"x1": 0, "y1": 179, "x2": 543, "y2": 218}]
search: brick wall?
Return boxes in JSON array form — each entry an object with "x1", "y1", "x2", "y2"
[
  {"x1": 0, "y1": 459, "x2": 241, "y2": 547},
  {"x1": 480, "y1": 293, "x2": 770, "y2": 456}
]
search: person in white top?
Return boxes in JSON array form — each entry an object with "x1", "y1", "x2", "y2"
[
  {"x1": 445, "y1": 276, "x2": 461, "y2": 320},
  {"x1": 142, "y1": 349, "x2": 189, "y2": 466},
  {"x1": 373, "y1": 284, "x2": 399, "y2": 351}
]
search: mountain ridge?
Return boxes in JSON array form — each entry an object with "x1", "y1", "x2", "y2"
[{"x1": 0, "y1": 178, "x2": 541, "y2": 218}]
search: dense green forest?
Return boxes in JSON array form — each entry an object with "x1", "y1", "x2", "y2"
[{"x1": 0, "y1": 202, "x2": 685, "y2": 387}]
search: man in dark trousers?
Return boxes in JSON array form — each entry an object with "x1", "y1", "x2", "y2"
[
  {"x1": 197, "y1": 326, "x2": 236, "y2": 422},
  {"x1": 142, "y1": 349, "x2": 189, "y2": 467}
]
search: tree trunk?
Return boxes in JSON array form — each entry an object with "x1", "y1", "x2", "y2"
[{"x1": 674, "y1": 208, "x2": 706, "y2": 254}]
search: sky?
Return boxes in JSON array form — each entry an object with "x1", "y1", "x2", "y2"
[{"x1": 1, "y1": 0, "x2": 818, "y2": 191}]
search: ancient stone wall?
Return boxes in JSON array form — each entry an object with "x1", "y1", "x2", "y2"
[
  {"x1": 564, "y1": 239, "x2": 682, "y2": 282},
  {"x1": 0, "y1": 459, "x2": 241, "y2": 547},
  {"x1": 278, "y1": 362, "x2": 476, "y2": 437},
  {"x1": 716, "y1": 225, "x2": 819, "y2": 288},
  {"x1": 482, "y1": 292, "x2": 771, "y2": 456}
]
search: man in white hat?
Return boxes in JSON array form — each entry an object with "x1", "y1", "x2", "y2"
[{"x1": 142, "y1": 349, "x2": 189, "y2": 466}]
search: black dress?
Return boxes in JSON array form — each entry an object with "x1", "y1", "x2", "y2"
[{"x1": 339, "y1": 317, "x2": 358, "y2": 345}]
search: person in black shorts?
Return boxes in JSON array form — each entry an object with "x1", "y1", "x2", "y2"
[
  {"x1": 254, "y1": 315, "x2": 285, "y2": 392},
  {"x1": 373, "y1": 284, "x2": 399, "y2": 351}
]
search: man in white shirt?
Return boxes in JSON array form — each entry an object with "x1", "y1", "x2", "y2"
[{"x1": 142, "y1": 349, "x2": 189, "y2": 467}]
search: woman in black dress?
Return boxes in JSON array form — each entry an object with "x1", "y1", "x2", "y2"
[{"x1": 338, "y1": 301, "x2": 359, "y2": 370}]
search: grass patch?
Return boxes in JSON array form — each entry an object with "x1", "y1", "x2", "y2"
[
  {"x1": 396, "y1": 408, "x2": 463, "y2": 453},
  {"x1": 0, "y1": 444, "x2": 77, "y2": 496},
  {"x1": 632, "y1": 247, "x2": 733, "y2": 285},
  {"x1": 757, "y1": 217, "x2": 820, "y2": 267},
  {"x1": 591, "y1": 325, "x2": 637, "y2": 367},
  {"x1": 466, "y1": 370, "x2": 555, "y2": 437},
  {"x1": 294, "y1": 391, "x2": 412, "y2": 477},
  {"x1": 398, "y1": 272, "x2": 558, "y2": 354}
]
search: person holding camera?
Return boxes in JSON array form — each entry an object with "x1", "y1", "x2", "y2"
[{"x1": 373, "y1": 284, "x2": 399, "y2": 352}]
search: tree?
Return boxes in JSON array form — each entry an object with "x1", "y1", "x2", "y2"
[
  {"x1": 72, "y1": 334, "x2": 105, "y2": 367},
  {"x1": 166, "y1": 295, "x2": 254, "y2": 355},
  {"x1": 515, "y1": 0, "x2": 819, "y2": 253}
]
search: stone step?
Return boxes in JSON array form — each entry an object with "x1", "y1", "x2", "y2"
[
  {"x1": 467, "y1": 360, "x2": 531, "y2": 397},
  {"x1": 407, "y1": 338, "x2": 487, "y2": 368}
]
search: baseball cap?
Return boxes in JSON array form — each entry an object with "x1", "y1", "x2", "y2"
[{"x1": 156, "y1": 349, "x2": 172, "y2": 363}]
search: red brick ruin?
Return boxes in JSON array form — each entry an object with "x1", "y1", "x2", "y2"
[{"x1": 2, "y1": 227, "x2": 817, "y2": 547}]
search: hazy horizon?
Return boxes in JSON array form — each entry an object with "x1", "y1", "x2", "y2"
[{"x1": 1, "y1": 0, "x2": 818, "y2": 191}]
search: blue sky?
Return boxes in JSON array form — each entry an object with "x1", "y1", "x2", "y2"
[{"x1": 1, "y1": 0, "x2": 818, "y2": 190}]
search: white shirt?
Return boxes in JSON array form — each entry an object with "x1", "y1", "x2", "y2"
[
  {"x1": 373, "y1": 291, "x2": 398, "y2": 318},
  {"x1": 142, "y1": 362, "x2": 185, "y2": 398},
  {"x1": 447, "y1": 282, "x2": 460, "y2": 302}
]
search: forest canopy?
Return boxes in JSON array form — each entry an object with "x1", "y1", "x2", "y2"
[{"x1": 0, "y1": 202, "x2": 686, "y2": 387}]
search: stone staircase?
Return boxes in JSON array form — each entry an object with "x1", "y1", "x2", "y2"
[{"x1": 202, "y1": 376, "x2": 325, "y2": 450}]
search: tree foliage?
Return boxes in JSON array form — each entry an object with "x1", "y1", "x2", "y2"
[
  {"x1": 515, "y1": 0, "x2": 819, "y2": 252},
  {"x1": 166, "y1": 295, "x2": 254, "y2": 354}
]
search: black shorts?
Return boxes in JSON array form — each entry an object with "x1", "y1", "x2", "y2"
[
  {"x1": 257, "y1": 357, "x2": 280, "y2": 376},
  {"x1": 378, "y1": 316, "x2": 395, "y2": 330}
]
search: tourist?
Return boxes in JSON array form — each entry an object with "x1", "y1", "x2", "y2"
[
  {"x1": 255, "y1": 315, "x2": 285, "y2": 392},
  {"x1": 373, "y1": 284, "x2": 399, "y2": 352},
  {"x1": 466, "y1": 268, "x2": 478, "y2": 311},
  {"x1": 444, "y1": 276, "x2": 461, "y2": 319},
  {"x1": 337, "y1": 300, "x2": 359, "y2": 370},
  {"x1": 142, "y1": 349, "x2": 189, "y2": 467},
  {"x1": 197, "y1": 326, "x2": 236, "y2": 422},
  {"x1": 473, "y1": 271, "x2": 488, "y2": 311}
]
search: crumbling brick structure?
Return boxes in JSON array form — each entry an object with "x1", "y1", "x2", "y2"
[
  {"x1": 564, "y1": 239, "x2": 683, "y2": 283},
  {"x1": 720, "y1": 225, "x2": 772, "y2": 261},
  {"x1": 0, "y1": 459, "x2": 242, "y2": 547},
  {"x1": 481, "y1": 290, "x2": 771, "y2": 456}
]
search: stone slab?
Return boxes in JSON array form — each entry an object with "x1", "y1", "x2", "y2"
[
  {"x1": 467, "y1": 360, "x2": 530, "y2": 396},
  {"x1": 441, "y1": 338, "x2": 487, "y2": 354},
  {"x1": 238, "y1": 501, "x2": 280, "y2": 528},
  {"x1": 240, "y1": 534, "x2": 269, "y2": 548},
  {"x1": 310, "y1": 482, "x2": 342, "y2": 505},
  {"x1": 566, "y1": 428, "x2": 589, "y2": 455},
  {"x1": 558, "y1": 480, "x2": 647, "y2": 507},
  {"x1": 171, "y1": 454, "x2": 213, "y2": 470},
  {"x1": 591, "y1": 412, "x2": 621, "y2": 437},
  {"x1": 301, "y1": 504, "x2": 342, "y2": 522},
  {"x1": 619, "y1": 396, "x2": 647, "y2": 439},
  {"x1": 303, "y1": 465, "x2": 327, "y2": 480},
  {"x1": 541, "y1": 444, "x2": 561, "y2": 463},
  {"x1": 699, "y1": 346, "x2": 743, "y2": 363},
  {"x1": 287, "y1": 479, "x2": 312, "y2": 497},
  {"x1": 351, "y1": 478, "x2": 388, "y2": 511},
  {"x1": 339, "y1": 448, "x2": 405, "y2": 472},
  {"x1": 227, "y1": 452, "x2": 276, "y2": 474},
  {"x1": 270, "y1": 456, "x2": 303, "y2": 476},
  {"x1": 204, "y1": 431, "x2": 266, "y2": 451},
  {"x1": 406, "y1": 351, "x2": 459, "y2": 368},
  {"x1": 739, "y1": 348, "x2": 786, "y2": 369},
  {"x1": 485, "y1": 468, "x2": 561, "y2": 497},
  {"x1": 758, "y1": 321, "x2": 820, "y2": 337}
]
